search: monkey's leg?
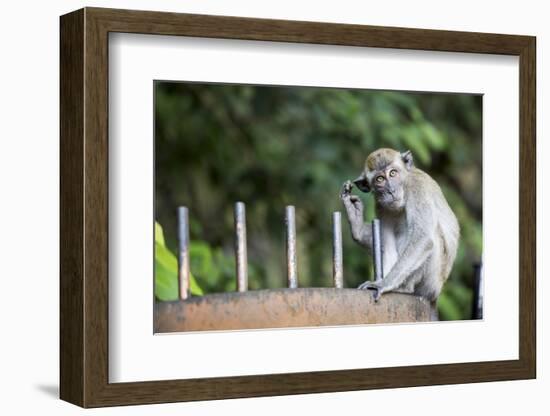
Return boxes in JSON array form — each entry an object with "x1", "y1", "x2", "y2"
[
  {"x1": 378, "y1": 239, "x2": 433, "y2": 295},
  {"x1": 393, "y1": 271, "x2": 423, "y2": 295}
]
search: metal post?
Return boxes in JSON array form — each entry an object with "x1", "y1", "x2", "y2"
[
  {"x1": 372, "y1": 218, "x2": 383, "y2": 282},
  {"x1": 472, "y1": 263, "x2": 483, "y2": 319},
  {"x1": 234, "y1": 202, "x2": 248, "y2": 292},
  {"x1": 332, "y1": 211, "x2": 344, "y2": 288},
  {"x1": 177, "y1": 206, "x2": 190, "y2": 300},
  {"x1": 285, "y1": 205, "x2": 298, "y2": 288}
]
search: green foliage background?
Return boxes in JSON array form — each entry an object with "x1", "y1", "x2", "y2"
[{"x1": 154, "y1": 82, "x2": 482, "y2": 321}]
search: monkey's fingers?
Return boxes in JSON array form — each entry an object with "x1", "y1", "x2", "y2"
[
  {"x1": 358, "y1": 282, "x2": 383, "y2": 302},
  {"x1": 340, "y1": 180, "x2": 353, "y2": 197},
  {"x1": 340, "y1": 189, "x2": 347, "y2": 200},
  {"x1": 349, "y1": 196, "x2": 364, "y2": 214},
  {"x1": 357, "y1": 281, "x2": 379, "y2": 290}
]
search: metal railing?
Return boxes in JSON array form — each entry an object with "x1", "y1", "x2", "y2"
[
  {"x1": 176, "y1": 202, "x2": 384, "y2": 299},
  {"x1": 153, "y1": 203, "x2": 438, "y2": 333},
  {"x1": 157, "y1": 203, "x2": 481, "y2": 332}
]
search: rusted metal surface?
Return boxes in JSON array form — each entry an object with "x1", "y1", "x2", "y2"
[
  {"x1": 177, "y1": 206, "x2": 190, "y2": 300},
  {"x1": 372, "y1": 218, "x2": 383, "y2": 282},
  {"x1": 234, "y1": 202, "x2": 248, "y2": 292},
  {"x1": 155, "y1": 288, "x2": 433, "y2": 333},
  {"x1": 285, "y1": 205, "x2": 298, "y2": 288},
  {"x1": 332, "y1": 212, "x2": 344, "y2": 288}
]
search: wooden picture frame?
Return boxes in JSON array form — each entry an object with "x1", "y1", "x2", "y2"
[{"x1": 60, "y1": 7, "x2": 536, "y2": 408}]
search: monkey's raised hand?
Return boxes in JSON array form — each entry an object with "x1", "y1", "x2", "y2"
[
  {"x1": 341, "y1": 181, "x2": 364, "y2": 224},
  {"x1": 341, "y1": 180, "x2": 353, "y2": 197}
]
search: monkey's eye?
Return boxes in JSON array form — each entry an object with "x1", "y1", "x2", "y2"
[
  {"x1": 389, "y1": 169, "x2": 397, "y2": 177},
  {"x1": 376, "y1": 176, "x2": 385, "y2": 183}
]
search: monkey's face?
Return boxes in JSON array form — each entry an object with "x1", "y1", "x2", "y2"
[
  {"x1": 353, "y1": 148, "x2": 414, "y2": 212},
  {"x1": 371, "y1": 165, "x2": 407, "y2": 210}
]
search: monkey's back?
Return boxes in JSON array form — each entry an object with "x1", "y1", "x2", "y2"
[{"x1": 413, "y1": 168, "x2": 460, "y2": 285}]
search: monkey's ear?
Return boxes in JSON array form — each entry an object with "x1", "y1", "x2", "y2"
[
  {"x1": 353, "y1": 172, "x2": 371, "y2": 193},
  {"x1": 401, "y1": 150, "x2": 414, "y2": 171}
]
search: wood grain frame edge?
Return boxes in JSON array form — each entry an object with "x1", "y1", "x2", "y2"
[{"x1": 59, "y1": 7, "x2": 537, "y2": 408}]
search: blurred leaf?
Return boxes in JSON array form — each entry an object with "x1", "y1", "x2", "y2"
[
  {"x1": 438, "y1": 292, "x2": 463, "y2": 321},
  {"x1": 154, "y1": 84, "x2": 482, "y2": 321},
  {"x1": 155, "y1": 221, "x2": 165, "y2": 246},
  {"x1": 154, "y1": 221, "x2": 203, "y2": 301},
  {"x1": 420, "y1": 123, "x2": 447, "y2": 151}
]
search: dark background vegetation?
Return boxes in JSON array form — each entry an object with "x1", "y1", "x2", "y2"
[{"x1": 154, "y1": 81, "x2": 482, "y2": 321}]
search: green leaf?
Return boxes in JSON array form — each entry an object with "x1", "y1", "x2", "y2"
[
  {"x1": 155, "y1": 221, "x2": 203, "y2": 300},
  {"x1": 420, "y1": 123, "x2": 447, "y2": 151},
  {"x1": 437, "y1": 292, "x2": 462, "y2": 321},
  {"x1": 155, "y1": 243, "x2": 179, "y2": 301},
  {"x1": 155, "y1": 221, "x2": 166, "y2": 246}
]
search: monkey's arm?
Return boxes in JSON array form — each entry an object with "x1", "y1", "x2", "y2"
[
  {"x1": 359, "y1": 230, "x2": 433, "y2": 300},
  {"x1": 340, "y1": 182, "x2": 372, "y2": 251},
  {"x1": 378, "y1": 230, "x2": 433, "y2": 292},
  {"x1": 348, "y1": 217, "x2": 373, "y2": 251},
  {"x1": 378, "y1": 184, "x2": 438, "y2": 294},
  {"x1": 360, "y1": 190, "x2": 436, "y2": 300}
]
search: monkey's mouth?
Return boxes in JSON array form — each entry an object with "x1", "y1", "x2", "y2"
[
  {"x1": 377, "y1": 191, "x2": 403, "y2": 207},
  {"x1": 378, "y1": 190, "x2": 397, "y2": 200}
]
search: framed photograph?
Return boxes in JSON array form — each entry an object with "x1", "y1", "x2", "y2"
[{"x1": 60, "y1": 7, "x2": 536, "y2": 408}]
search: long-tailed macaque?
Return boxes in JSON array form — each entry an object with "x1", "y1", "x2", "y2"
[{"x1": 341, "y1": 148, "x2": 459, "y2": 303}]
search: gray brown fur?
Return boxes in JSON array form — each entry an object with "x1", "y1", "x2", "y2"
[{"x1": 341, "y1": 148, "x2": 459, "y2": 302}]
